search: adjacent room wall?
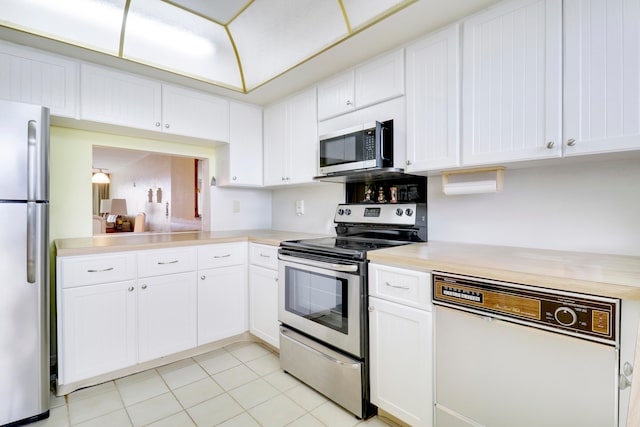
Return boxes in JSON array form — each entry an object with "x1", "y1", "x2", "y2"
[{"x1": 50, "y1": 126, "x2": 215, "y2": 241}]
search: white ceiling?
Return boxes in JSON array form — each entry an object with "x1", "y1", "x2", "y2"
[{"x1": 0, "y1": 0, "x2": 501, "y2": 105}]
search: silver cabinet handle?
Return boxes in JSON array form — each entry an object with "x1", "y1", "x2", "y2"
[
  {"x1": 546, "y1": 141, "x2": 555, "y2": 149},
  {"x1": 165, "y1": 123, "x2": 170, "y2": 129},
  {"x1": 259, "y1": 253, "x2": 270, "y2": 258},
  {"x1": 157, "y1": 260, "x2": 178, "y2": 265},
  {"x1": 406, "y1": 160, "x2": 412, "y2": 165},
  {"x1": 214, "y1": 254, "x2": 231, "y2": 259},
  {"x1": 567, "y1": 138, "x2": 577, "y2": 146},
  {"x1": 87, "y1": 267, "x2": 115, "y2": 273},
  {"x1": 346, "y1": 100, "x2": 353, "y2": 106},
  {"x1": 200, "y1": 275, "x2": 206, "y2": 280},
  {"x1": 385, "y1": 281, "x2": 410, "y2": 290},
  {"x1": 141, "y1": 284, "x2": 147, "y2": 289},
  {"x1": 155, "y1": 122, "x2": 161, "y2": 127},
  {"x1": 232, "y1": 176, "x2": 237, "y2": 181},
  {"x1": 128, "y1": 286, "x2": 134, "y2": 292},
  {"x1": 368, "y1": 306, "x2": 374, "y2": 312}
]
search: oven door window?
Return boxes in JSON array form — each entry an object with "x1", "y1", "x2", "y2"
[{"x1": 284, "y1": 266, "x2": 348, "y2": 334}]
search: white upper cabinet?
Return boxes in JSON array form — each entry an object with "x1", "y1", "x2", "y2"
[
  {"x1": 406, "y1": 24, "x2": 461, "y2": 172},
  {"x1": 80, "y1": 64, "x2": 230, "y2": 142},
  {"x1": 162, "y1": 84, "x2": 229, "y2": 142},
  {"x1": 317, "y1": 71, "x2": 355, "y2": 120},
  {"x1": 461, "y1": 0, "x2": 563, "y2": 166},
  {"x1": 0, "y1": 41, "x2": 78, "y2": 118},
  {"x1": 317, "y1": 49, "x2": 404, "y2": 120},
  {"x1": 563, "y1": 0, "x2": 640, "y2": 156},
  {"x1": 80, "y1": 64, "x2": 162, "y2": 131},
  {"x1": 263, "y1": 88, "x2": 318, "y2": 186},
  {"x1": 216, "y1": 101, "x2": 263, "y2": 186}
]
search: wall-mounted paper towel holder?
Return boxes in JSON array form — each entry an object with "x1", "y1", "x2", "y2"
[{"x1": 441, "y1": 166, "x2": 505, "y2": 195}]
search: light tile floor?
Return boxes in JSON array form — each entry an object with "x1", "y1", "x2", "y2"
[{"x1": 34, "y1": 341, "x2": 399, "y2": 427}]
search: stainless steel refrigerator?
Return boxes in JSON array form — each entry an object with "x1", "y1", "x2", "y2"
[{"x1": 0, "y1": 99, "x2": 50, "y2": 426}]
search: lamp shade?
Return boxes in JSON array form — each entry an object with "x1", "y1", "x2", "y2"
[
  {"x1": 110, "y1": 199, "x2": 128, "y2": 216},
  {"x1": 99, "y1": 199, "x2": 112, "y2": 214},
  {"x1": 92, "y1": 170, "x2": 110, "y2": 184}
]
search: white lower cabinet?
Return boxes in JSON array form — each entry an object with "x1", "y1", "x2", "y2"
[
  {"x1": 137, "y1": 271, "x2": 197, "y2": 362},
  {"x1": 58, "y1": 244, "x2": 252, "y2": 389},
  {"x1": 248, "y1": 243, "x2": 280, "y2": 348},
  {"x1": 198, "y1": 265, "x2": 248, "y2": 345},
  {"x1": 368, "y1": 263, "x2": 433, "y2": 427},
  {"x1": 60, "y1": 280, "x2": 137, "y2": 384}
]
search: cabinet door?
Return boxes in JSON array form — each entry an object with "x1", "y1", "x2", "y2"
[
  {"x1": 564, "y1": 0, "x2": 640, "y2": 155},
  {"x1": 369, "y1": 297, "x2": 433, "y2": 427},
  {"x1": 0, "y1": 41, "x2": 78, "y2": 118},
  {"x1": 317, "y1": 70, "x2": 355, "y2": 120},
  {"x1": 138, "y1": 272, "x2": 197, "y2": 362},
  {"x1": 162, "y1": 84, "x2": 229, "y2": 142},
  {"x1": 263, "y1": 100, "x2": 288, "y2": 186},
  {"x1": 249, "y1": 265, "x2": 279, "y2": 348},
  {"x1": 461, "y1": 0, "x2": 562, "y2": 165},
  {"x1": 355, "y1": 49, "x2": 405, "y2": 110},
  {"x1": 60, "y1": 280, "x2": 137, "y2": 384},
  {"x1": 80, "y1": 64, "x2": 162, "y2": 131},
  {"x1": 198, "y1": 265, "x2": 248, "y2": 345},
  {"x1": 287, "y1": 88, "x2": 318, "y2": 184},
  {"x1": 218, "y1": 101, "x2": 263, "y2": 186},
  {"x1": 406, "y1": 25, "x2": 460, "y2": 171}
]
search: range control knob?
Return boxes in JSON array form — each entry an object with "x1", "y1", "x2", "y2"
[
  {"x1": 405, "y1": 208, "x2": 414, "y2": 216},
  {"x1": 337, "y1": 208, "x2": 344, "y2": 215},
  {"x1": 396, "y1": 208, "x2": 404, "y2": 216},
  {"x1": 554, "y1": 307, "x2": 578, "y2": 326},
  {"x1": 345, "y1": 208, "x2": 351, "y2": 215}
]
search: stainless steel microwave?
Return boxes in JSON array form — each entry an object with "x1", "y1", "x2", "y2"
[{"x1": 318, "y1": 120, "x2": 393, "y2": 175}]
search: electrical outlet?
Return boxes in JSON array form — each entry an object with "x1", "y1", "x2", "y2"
[
  {"x1": 232, "y1": 200, "x2": 240, "y2": 213},
  {"x1": 295, "y1": 200, "x2": 304, "y2": 216}
]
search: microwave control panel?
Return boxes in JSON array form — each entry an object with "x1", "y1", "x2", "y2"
[{"x1": 363, "y1": 129, "x2": 376, "y2": 160}]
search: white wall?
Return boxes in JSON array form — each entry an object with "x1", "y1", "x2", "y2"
[
  {"x1": 271, "y1": 183, "x2": 345, "y2": 235},
  {"x1": 210, "y1": 186, "x2": 272, "y2": 231},
  {"x1": 428, "y1": 158, "x2": 640, "y2": 256}
]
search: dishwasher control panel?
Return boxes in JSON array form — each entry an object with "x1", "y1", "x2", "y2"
[{"x1": 433, "y1": 273, "x2": 619, "y2": 345}]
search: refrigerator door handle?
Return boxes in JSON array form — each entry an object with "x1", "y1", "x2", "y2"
[
  {"x1": 27, "y1": 120, "x2": 38, "y2": 201},
  {"x1": 26, "y1": 202, "x2": 36, "y2": 283}
]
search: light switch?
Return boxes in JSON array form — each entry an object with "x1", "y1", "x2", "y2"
[{"x1": 295, "y1": 200, "x2": 304, "y2": 216}]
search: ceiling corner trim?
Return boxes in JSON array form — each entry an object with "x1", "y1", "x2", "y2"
[
  {"x1": 226, "y1": 0, "x2": 254, "y2": 26},
  {"x1": 338, "y1": 0, "x2": 353, "y2": 34},
  {"x1": 225, "y1": 25, "x2": 247, "y2": 93},
  {"x1": 118, "y1": 0, "x2": 132, "y2": 57}
]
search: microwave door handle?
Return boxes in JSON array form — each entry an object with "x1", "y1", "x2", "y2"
[
  {"x1": 279, "y1": 254, "x2": 358, "y2": 273},
  {"x1": 377, "y1": 121, "x2": 391, "y2": 163}
]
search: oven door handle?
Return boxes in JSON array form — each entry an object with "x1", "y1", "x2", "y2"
[{"x1": 279, "y1": 254, "x2": 359, "y2": 273}]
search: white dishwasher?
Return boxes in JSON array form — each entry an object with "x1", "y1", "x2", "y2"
[{"x1": 433, "y1": 272, "x2": 620, "y2": 427}]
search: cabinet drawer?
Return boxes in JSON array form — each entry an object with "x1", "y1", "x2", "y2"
[
  {"x1": 368, "y1": 263, "x2": 431, "y2": 310},
  {"x1": 138, "y1": 247, "x2": 197, "y2": 278},
  {"x1": 198, "y1": 242, "x2": 247, "y2": 269},
  {"x1": 60, "y1": 253, "x2": 136, "y2": 288},
  {"x1": 249, "y1": 243, "x2": 278, "y2": 270}
]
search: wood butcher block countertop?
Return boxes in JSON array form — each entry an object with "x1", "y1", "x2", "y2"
[
  {"x1": 367, "y1": 241, "x2": 640, "y2": 300},
  {"x1": 55, "y1": 229, "x2": 324, "y2": 257}
]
